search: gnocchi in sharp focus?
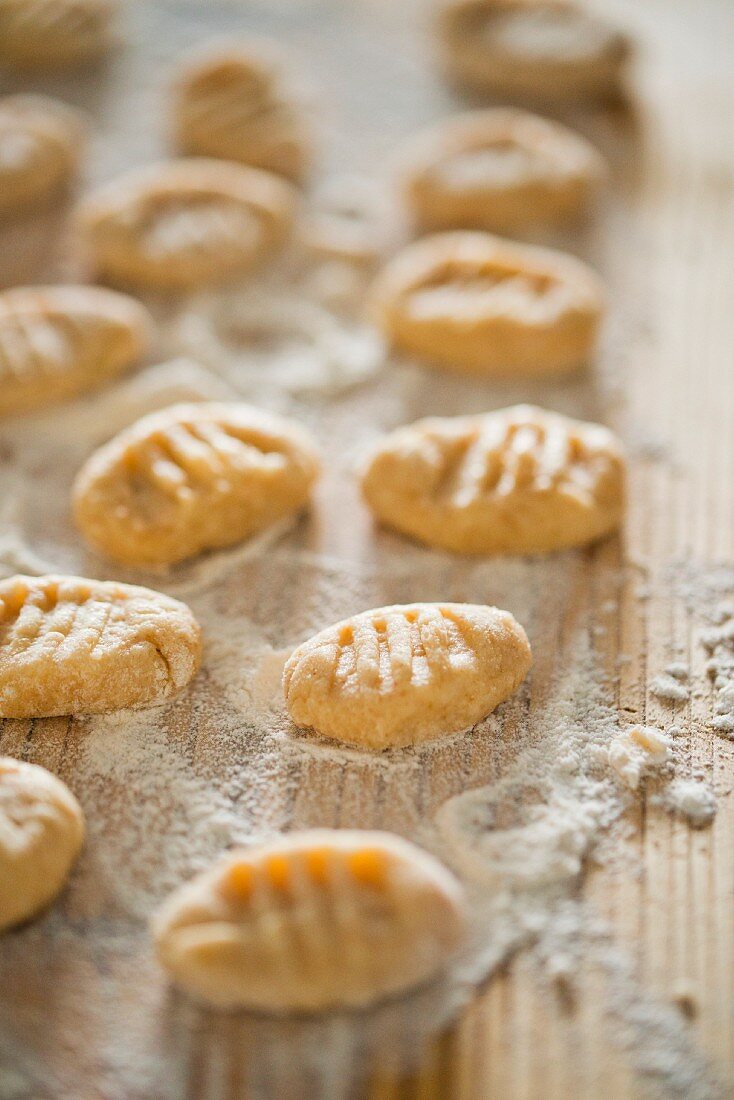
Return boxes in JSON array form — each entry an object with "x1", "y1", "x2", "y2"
[
  {"x1": 0, "y1": 0, "x2": 117, "y2": 69},
  {"x1": 284, "y1": 602, "x2": 531, "y2": 749},
  {"x1": 437, "y1": 0, "x2": 631, "y2": 102},
  {"x1": 152, "y1": 830, "x2": 467, "y2": 1011},
  {"x1": 171, "y1": 38, "x2": 312, "y2": 183},
  {"x1": 0, "y1": 575, "x2": 202, "y2": 717},
  {"x1": 0, "y1": 95, "x2": 85, "y2": 217},
  {"x1": 0, "y1": 758, "x2": 84, "y2": 931},
  {"x1": 362, "y1": 405, "x2": 625, "y2": 554},
  {"x1": 76, "y1": 158, "x2": 296, "y2": 292},
  {"x1": 0, "y1": 285, "x2": 152, "y2": 417},
  {"x1": 370, "y1": 231, "x2": 604, "y2": 375},
  {"x1": 73, "y1": 402, "x2": 321, "y2": 568},
  {"x1": 401, "y1": 108, "x2": 605, "y2": 235}
]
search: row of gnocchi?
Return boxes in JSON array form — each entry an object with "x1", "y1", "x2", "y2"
[{"x1": 0, "y1": 0, "x2": 632, "y2": 1013}]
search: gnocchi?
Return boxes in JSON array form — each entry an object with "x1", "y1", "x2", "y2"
[
  {"x1": 171, "y1": 38, "x2": 311, "y2": 183},
  {"x1": 370, "y1": 231, "x2": 604, "y2": 375},
  {"x1": 362, "y1": 405, "x2": 625, "y2": 554},
  {"x1": 0, "y1": 0, "x2": 117, "y2": 69},
  {"x1": 76, "y1": 158, "x2": 296, "y2": 292},
  {"x1": 0, "y1": 95, "x2": 85, "y2": 217},
  {"x1": 73, "y1": 402, "x2": 321, "y2": 568},
  {"x1": 283, "y1": 602, "x2": 531, "y2": 749},
  {"x1": 437, "y1": 0, "x2": 631, "y2": 102},
  {"x1": 152, "y1": 830, "x2": 467, "y2": 1011},
  {"x1": 0, "y1": 285, "x2": 152, "y2": 417},
  {"x1": 0, "y1": 575, "x2": 202, "y2": 717},
  {"x1": 0, "y1": 758, "x2": 84, "y2": 931},
  {"x1": 401, "y1": 108, "x2": 605, "y2": 235}
]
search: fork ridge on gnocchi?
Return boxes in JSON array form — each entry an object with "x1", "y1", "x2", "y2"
[
  {"x1": 362, "y1": 405, "x2": 625, "y2": 554},
  {"x1": 76, "y1": 157, "x2": 296, "y2": 291},
  {"x1": 0, "y1": 285, "x2": 152, "y2": 416},
  {"x1": 73, "y1": 402, "x2": 321, "y2": 568},
  {"x1": 0, "y1": 575, "x2": 201, "y2": 717},
  {"x1": 0, "y1": 0, "x2": 118, "y2": 70},
  {"x1": 171, "y1": 37, "x2": 312, "y2": 183},
  {"x1": 152, "y1": 830, "x2": 467, "y2": 1011},
  {"x1": 0, "y1": 94, "x2": 85, "y2": 217},
  {"x1": 370, "y1": 230, "x2": 604, "y2": 375},
  {"x1": 284, "y1": 602, "x2": 532, "y2": 749}
]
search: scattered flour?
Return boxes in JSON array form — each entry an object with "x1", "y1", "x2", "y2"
[
  {"x1": 608, "y1": 725, "x2": 672, "y2": 790},
  {"x1": 650, "y1": 674, "x2": 690, "y2": 703},
  {"x1": 663, "y1": 778, "x2": 718, "y2": 828}
]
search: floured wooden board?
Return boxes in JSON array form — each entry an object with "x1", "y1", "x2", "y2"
[{"x1": 0, "y1": 1, "x2": 733, "y2": 1098}]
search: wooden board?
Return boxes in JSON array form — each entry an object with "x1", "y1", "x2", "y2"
[{"x1": 0, "y1": 1, "x2": 733, "y2": 1097}]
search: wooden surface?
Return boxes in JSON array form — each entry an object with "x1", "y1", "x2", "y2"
[{"x1": 0, "y1": 1, "x2": 733, "y2": 1098}]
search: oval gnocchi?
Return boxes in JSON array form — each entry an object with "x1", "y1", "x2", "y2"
[
  {"x1": 283, "y1": 602, "x2": 531, "y2": 749},
  {"x1": 0, "y1": 574, "x2": 202, "y2": 717},
  {"x1": 73, "y1": 402, "x2": 321, "y2": 568},
  {"x1": 171, "y1": 38, "x2": 311, "y2": 183},
  {"x1": 76, "y1": 158, "x2": 296, "y2": 292},
  {"x1": 402, "y1": 108, "x2": 605, "y2": 235},
  {"x1": 362, "y1": 405, "x2": 625, "y2": 554},
  {"x1": 152, "y1": 830, "x2": 467, "y2": 1011},
  {"x1": 0, "y1": 94, "x2": 85, "y2": 217},
  {"x1": 0, "y1": 0, "x2": 117, "y2": 70},
  {"x1": 370, "y1": 231, "x2": 604, "y2": 376},
  {"x1": 0, "y1": 285, "x2": 152, "y2": 417},
  {"x1": 0, "y1": 757, "x2": 84, "y2": 930},
  {"x1": 437, "y1": 0, "x2": 631, "y2": 102}
]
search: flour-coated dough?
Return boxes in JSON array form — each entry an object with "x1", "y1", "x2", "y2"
[
  {"x1": 0, "y1": 0, "x2": 117, "y2": 69},
  {"x1": 152, "y1": 830, "x2": 467, "y2": 1011},
  {"x1": 0, "y1": 575, "x2": 202, "y2": 717},
  {"x1": 0, "y1": 757, "x2": 84, "y2": 930},
  {"x1": 76, "y1": 158, "x2": 296, "y2": 292},
  {"x1": 284, "y1": 602, "x2": 531, "y2": 749},
  {"x1": 0, "y1": 95, "x2": 85, "y2": 217},
  {"x1": 362, "y1": 405, "x2": 625, "y2": 554},
  {"x1": 0, "y1": 285, "x2": 152, "y2": 417},
  {"x1": 73, "y1": 402, "x2": 321, "y2": 568},
  {"x1": 402, "y1": 108, "x2": 605, "y2": 234},
  {"x1": 171, "y1": 38, "x2": 311, "y2": 183},
  {"x1": 438, "y1": 0, "x2": 631, "y2": 102},
  {"x1": 370, "y1": 231, "x2": 604, "y2": 375}
]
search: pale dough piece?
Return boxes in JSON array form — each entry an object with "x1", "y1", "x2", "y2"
[
  {"x1": 283, "y1": 602, "x2": 531, "y2": 750},
  {"x1": 171, "y1": 38, "x2": 312, "y2": 183},
  {"x1": 0, "y1": 757, "x2": 84, "y2": 930},
  {"x1": 0, "y1": 285, "x2": 152, "y2": 417},
  {"x1": 76, "y1": 158, "x2": 296, "y2": 292},
  {"x1": 0, "y1": 0, "x2": 116, "y2": 69},
  {"x1": 401, "y1": 108, "x2": 606, "y2": 235},
  {"x1": 362, "y1": 405, "x2": 625, "y2": 554},
  {"x1": 0, "y1": 95, "x2": 85, "y2": 217},
  {"x1": 73, "y1": 402, "x2": 321, "y2": 568},
  {"x1": 370, "y1": 231, "x2": 603, "y2": 376},
  {"x1": 151, "y1": 829, "x2": 467, "y2": 1011},
  {"x1": 0, "y1": 575, "x2": 202, "y2": 718},
  {"x1": 437, "y1": 0, "x2": 631, "y2": 102}
]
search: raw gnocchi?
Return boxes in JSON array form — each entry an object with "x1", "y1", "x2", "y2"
[
  {"x1": 76, "y1": 158, "x2": 296, "y2": 292},
  {"x1": 362, "y1": 405, "x2": 625, "y2": 554},
  {"x1": 0, "y1": 0, "x2": 117, "y2": 69},
  {"x1": 0, "y1": 757, "x2": 84, "y2": 931},
  {"x1": 401, "y1": 108, "x2": 605, "y2": 235},
  {"x1": 283, "y1": 602, "x2": 531, "y2": 749},
  {"x1": 437, "y1": 0, "x2": 631, "y2": 102},
  {"x1": 73, "y1": 402, "x2": 321, "y2": 568},
  {"x1": 370, "y1": 231, "x2": 604, "y2": 376},
  {"x1": 171, "y1": 38, "x2": 312, "y2": 183},
  {"x1": 0, "y1": 575, "x2": 202, "y2": 717},
  {"x1": 152, "y1": 830, "x2": 467, "y2": 1011},
  {"x1": 0, "y1": 94, "x2": 85, "y2": 217},
  {"x1": 0, "y1": 285, "x2": 152, "y2": 417}
]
